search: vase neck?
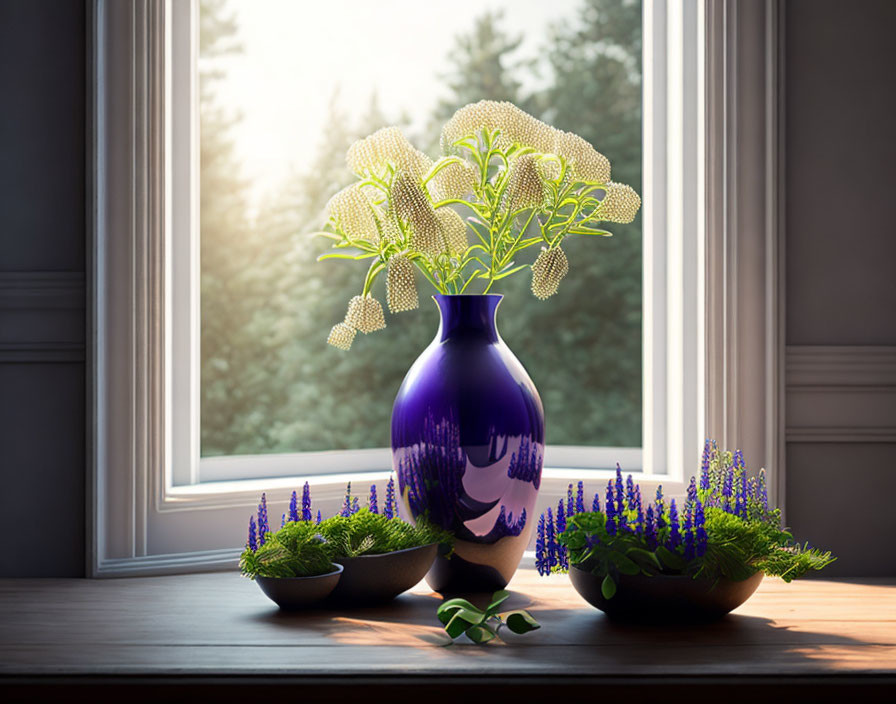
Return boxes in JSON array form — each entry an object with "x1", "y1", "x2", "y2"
[{"x1": 434, "y1": 294, "x2": 503, "y2": 343}]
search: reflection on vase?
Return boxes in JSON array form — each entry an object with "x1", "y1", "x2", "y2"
[{"x1": 391, "y1": 294, "x2": 544, "y2": 593}]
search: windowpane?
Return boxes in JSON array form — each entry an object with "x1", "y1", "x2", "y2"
[{"x1": 199, "y1": 0, "x2": 643, "y2": 457}]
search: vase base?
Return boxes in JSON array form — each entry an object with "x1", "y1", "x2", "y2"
[{"x1": 425, "y1": 552, "x2": 509, "y2": 595}]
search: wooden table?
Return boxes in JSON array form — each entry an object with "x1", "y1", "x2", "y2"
[{"x1": 1, "y1": 570, "x2": 894, "y2": 700}]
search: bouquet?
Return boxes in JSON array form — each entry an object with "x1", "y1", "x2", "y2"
[{"x1": 314, "y1": 100, "x2": 641, "y2": 350}]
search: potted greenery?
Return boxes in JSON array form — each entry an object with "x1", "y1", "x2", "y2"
[
  {"x1": 240, "y1": 479, "x2": 452, "y2": 608},
  {"x1": 535, "y1": 442, "x2": 834, "y2": 621}
]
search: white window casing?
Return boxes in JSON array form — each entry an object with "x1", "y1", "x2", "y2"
[{"x1": 89, "y1": 0, "x2": 783, "y2": 576}]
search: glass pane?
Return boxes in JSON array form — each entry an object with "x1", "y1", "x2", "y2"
[{"x1": 199, "y1": 0, "x2": 643, "y2": 457}]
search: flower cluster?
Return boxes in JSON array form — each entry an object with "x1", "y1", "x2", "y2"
[
  {"x1": 245, "y1": 477, "x2": 401, "y2": 553},
  {"x1": 535, "y1": 443, "x2": 833, "y2": 589},
  {"x1": 319, "y1": 100, "x2": 642, "y2": 351},
  {"x1": 535, "y1": 468, "x2": 710, "y2": 575}
]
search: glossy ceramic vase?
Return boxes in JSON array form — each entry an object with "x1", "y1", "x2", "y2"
[{"x1": 391, "y1": 294, "x2": 544, "y2": 593}]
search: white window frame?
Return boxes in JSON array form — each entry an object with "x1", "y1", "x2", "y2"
[{"x1": 89, "y1": 0, "x2": 784, "y2": 576}]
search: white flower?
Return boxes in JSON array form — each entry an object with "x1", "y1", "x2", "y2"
[
  {"x1": 345, "y1": 295, "x2": 386, "y2": 333},
  {"x1": 553, "y1": 130, "x2": 611, "y2": 184},
  {"x1": 386, "y1": 255, "x2": 418, "y2": 313},
  {"x1": 326, "y1": 185, "x2": 379, "y2": 243},
  {"x1": 327, "y1": 322, "x2": 356, "y2": 351},
  {"x1": 598, "y1": 181, "x2": 641, "y2": 223},
  {"x1": 531, "y1": 247, "x2": 569, "y2": 300}
]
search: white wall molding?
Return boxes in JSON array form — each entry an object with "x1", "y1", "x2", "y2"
[
  {"x1": 0, "y1": 271, "x2": 85, "y2": 362},
  {"x1": 786, "y1": 345, "x2": 896, "y2": 443}
]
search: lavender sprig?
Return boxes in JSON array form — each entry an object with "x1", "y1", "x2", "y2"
[
  {"x1": 257, "y1": 493, "x2": 269, "y2": 546},
  {"x1": 385, "y1": 476, "x2": 397, "y2": 519},
  {"x1": 369, "y1": 484, "x2": 378, "y2": 514},
  {"x1": 288, "y1": 490, "x2": 299, "y2": 523},
  {"x1": 247, "y1": 515, "x2": 258, "y2": 552},
  {"x1": 301, "y1": 481, "x2": 312, "y2": 521}
]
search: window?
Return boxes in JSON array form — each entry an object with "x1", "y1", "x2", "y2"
[
  {"x1": 192, "y1": 0, "x2": 645, "y2": 482},
  {"x1": 90, "y1": 0, "x2": 782, "y2": 575}
]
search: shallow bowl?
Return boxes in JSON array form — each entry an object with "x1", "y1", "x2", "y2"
[
  {"x1": 569, "y1": 564, "x2": 764, "y2": 622},
  {"x1": 328, "y1": 543, "x2": 439, "y2": 606},
  {"x1": 255, "y1": 563, "x2": 343, "y2": 610}
]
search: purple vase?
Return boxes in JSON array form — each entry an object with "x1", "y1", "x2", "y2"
[{"x1": 391, "y1": 294, "x2": 544, "y2": 593}]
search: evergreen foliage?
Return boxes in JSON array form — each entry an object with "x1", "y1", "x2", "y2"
[{"x1": 240, "y1": 505, "x2": 452, "y2": 580}]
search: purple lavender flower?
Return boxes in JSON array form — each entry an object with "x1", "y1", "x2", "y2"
[
  {"x1": 626, "y1": 474, "x2": 635, "y2": 509},
  {"x1": 301, "y1": 481, "x2": 312, "y2": 522},
  {"x1": 556, "y1": 501, "x2": 569, "y2": 569},
  {"x1": 316, "y1": 510, "x2": 322, "y2": 524},
  {"x1": 535, "y1": 512, "x2": 547, "y2": 576},
  {"x1": 385, "y1": 476, "x2": 396, "y2": 519},
  {"x1": 618, "y1": 506, "x2": 629, "y2": 534},
  {"x1": 700, "y1": 440, "x2": 711, "y2": 491},
  {"x1": 341, "y1": 483, "x2": 352, "y2": 517},
  {"x1": 566, "y1": 484, "x2": 575, "y2": 517},
  {"x1": 733, "y1": 449, "x2": 745, "y2": 470},
  {"x1": 635, "y1": 504, "x2": 644, "y2": 536},
  {"x1": 545, "y1": 507, "x2": 557, "y2": 570},
  {"x1": 667, "y1": 499, "x2": 681, "y2": 551},
  {"x1": 723, "y1": 465, "x2": 734, "y2": 508},
  {"x1": 247, "y1": 515, "x2": 258, "y2": 552},
  {"x1": 683, "y1": 505, "x2": 695, "y2": 560},
  {"x1": 368, "y1": 484, "x2": 378, "y2": 514},
  {"x1": 351, "y1": 496, "x2": 359, "y2": 515},
  {"x1": 576, "y1": 481, "x2": 585, "y2": 514},
  {"x1": 288, "y1": 490, "x2": 299, "y2": 523},
  {"x1": 645, "y1": 505, "x2": 657, "y2": 549},
  {"x1": 687, "y1": 476, "x2": 698, "y2": 507},
  {"x1": 654, "y1": 485, "x2": 666, "y2": 531},
  {"x1": 592, "y1": 492, "x2": 601, "y2": 513},
  {"x1": 257, "y1": 493, "x2": 269, "y2": 546},
  {"x1": 737, "y1": 470, "x2": 748, "y2": 517},
  {"x1": 280, "y1": 513, "x2": 286, "y2": 530},
  {"x1": 695, "y1": 499, "x2": 707, "y2": 556},
  {"x1": 615, "y1": 464, "x2": 625, "y2": 515},
  {"x1": 605, "y1": 483, "x2": 617, "y2": 536},
  {"x1": 633, "y1": 484, "x2": 642, "y2": 514},
  {"x1": 758, "y1": 467, "x2": 769, "y2": 512}
]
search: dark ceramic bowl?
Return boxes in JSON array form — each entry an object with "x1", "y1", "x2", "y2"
[
  {"x1": 255, "y1": 563, "x2": 343, "y2": 610},
  {"x1": 569, "y1": 564, "x2": 764, "y2": 622},
  {"x1": 328, "y1": 543, "x2": 438, "y2": 606}
]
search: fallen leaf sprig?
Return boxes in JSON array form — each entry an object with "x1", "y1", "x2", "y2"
[{"x1": 436, "y1": 589, "x2": 540, "y2": 644}]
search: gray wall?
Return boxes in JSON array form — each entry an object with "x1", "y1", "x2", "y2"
[
  {"x1": 0, "y1": 0, "x2": 86, "y2": 577},
  {"x1": 0, "y1": 0, "x2": 894, "y2": 577},
  {"x1": 784, "y1": 0, "x2": 896, "y2": 576}
]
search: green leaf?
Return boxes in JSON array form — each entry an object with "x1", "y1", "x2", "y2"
[
  {"x1": 438, "y1": 598, "x2": 480, "y2": 615},
  {"x1": 502, "y1": 610, "x2": 541, "y2": 635},
  {"x1": 568, "y1": 228, "x2": 613, "y2": 236},
  {"x1": 486, "y1": 589, "x2": 511, "y2": 613},
  {"x1": 317, "y1": 251, "x2": 379, "y2": 261},
  {"x1": 444, "y1": 608, "x2": 485, "y2": 639},
  {"x1": 609, "y1": 551, "x2": 640, "y2": 575},
  {"x1": 601, "y1": 574, "x2": 617, "y2": 600},
  {"x1": 656, "y1": 545, "x2": 686, "y2": 571},
  {"x1": 626, "y1": 547, "x2": 662, "y2": 571},
  {"x1": 465, "y1": 624, "x2": 497, "y2": 644},
  {"x1": 493, "y1": 264, "x2": 529, "y2": 280}
]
